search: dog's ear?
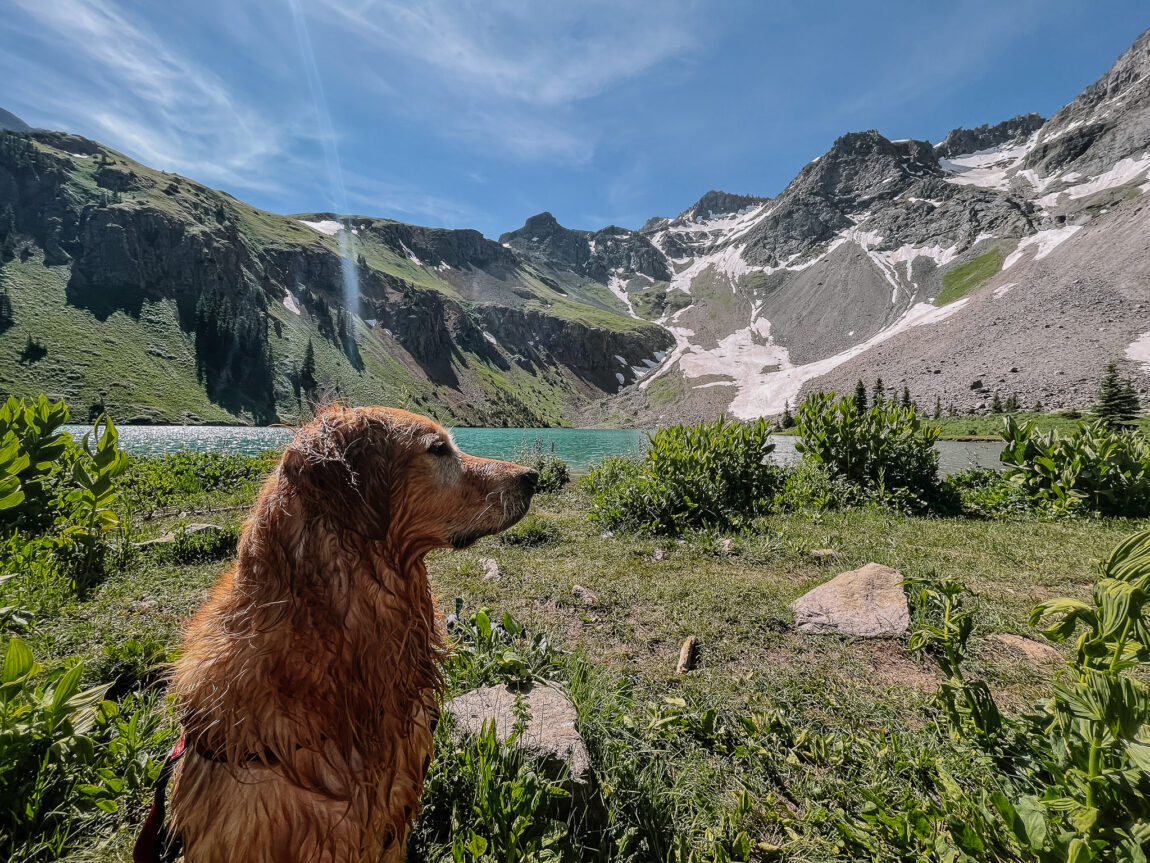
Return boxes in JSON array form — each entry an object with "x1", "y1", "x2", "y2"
[{"x1": 280, "y1": 410, "x2": 392, "y2": 539}]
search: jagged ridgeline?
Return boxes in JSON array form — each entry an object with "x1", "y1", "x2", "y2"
[{"x1": 0, "y1": 129, "x2": 671, "y2": 425}]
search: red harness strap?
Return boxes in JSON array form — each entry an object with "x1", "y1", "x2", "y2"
[{"x1": 133, "y1": 734, "x2": 187, "y2": 863}]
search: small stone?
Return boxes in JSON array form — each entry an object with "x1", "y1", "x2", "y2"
[
  {"x1": 599, "y1": 531, "x2": 614, "y2": 539},
  {"x1": 970, "y1": 379, "x2": 983, "y2": 390},
  {"x1": 986, "y1": 633, "x2": 1061, "y2": 665},
  {"x1": 480, "y1": 557, "x2": 501, "y2": 582},
  {"x1": 571, "y1": 584, "x2": 598, "y2": 606},
  {"x1": 810, "y1": 548, "x2": 840, "y2": 561},
  {"x1": 652, "y1": 549, "x2": 666, "y2": 561},
  {"x1": 719, "y1": 538, "x2": 733, "y2": 554},
  {"x1": 790, "y1": 563, "x2": 909, "y2": 637},
  {"x1": 130, "y1": 599, "x2": 158, "y2": 613}
]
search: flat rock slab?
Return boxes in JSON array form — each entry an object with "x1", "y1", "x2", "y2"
[
  {"x1": 986, "y1": 633, "x2": 1061, "y2": 665},
  {"x1": 791, "y1": 563, "x2": 909, "y2": 637},
  {"x1": 445, "y1": 683, "x2": 592, "y2": 792},
  {"x1": 134, "y1": 523, "x2": 223, "y2": 549}
]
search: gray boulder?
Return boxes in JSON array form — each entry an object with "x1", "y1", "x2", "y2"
[
  {"x1": 791, "y1": 563, "x2": 909, "y2": 637},
  {"x1": 445, "y1": 683, "x2": 593, "y2": 796}
]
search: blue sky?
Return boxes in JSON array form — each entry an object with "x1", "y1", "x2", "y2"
[{"x1": 1, "y1": 1, "x2": 1146, "y2": 237}]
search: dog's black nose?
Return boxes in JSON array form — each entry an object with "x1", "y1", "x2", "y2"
[{"x1": 521, "y1": 469, "x2": 540, "y2": 492}]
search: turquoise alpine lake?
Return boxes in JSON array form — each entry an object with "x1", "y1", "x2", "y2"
[{"x1": 64, "y1": 425, "x2": 1005, "y2": 475}]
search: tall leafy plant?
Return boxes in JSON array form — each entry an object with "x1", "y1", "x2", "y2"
[
  {"x1": 999, "y1": 417, "x2": 1150, "y2": 516},
  {"x1": 794, "y1": 392, "x2": 946, "y2": 511}
]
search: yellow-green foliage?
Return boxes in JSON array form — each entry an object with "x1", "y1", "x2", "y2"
[{"x1": 937, "y1": 247, "x2": 1003, "y2": 306}]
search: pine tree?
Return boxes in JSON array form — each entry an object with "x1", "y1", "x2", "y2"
[
  {"x1": 990, "y1": 391, "x2": 1004, "y2": 413},
  {"x1": 300, "y1": 339, "x2": 318, "y2": 396},
  {"x1": 933, "y1": 396, "x2": 942, "y2": 419},
  {"x1": 780, "y1": 400, "x2": 795, "y2": 429},
  {"x1": 1005, "y1": 392, "x2": 1019, "y2": 412},
  {"x1": 1032, "y1": 400, "x2": 1043, "y2": 412},
  {"x1": 854, "y1": 379, "x2": 868, "y2": 412},
  {"x1": 1095, "y1": 361, "x2": 1139, "y2": 428},
  {"x1": 0, "y1": 204, "x2": 14, "y2": 261},
  {"x1": 900, "y1": 386, "x2": 911, "y2": 409},
  {"x1": 873, "y1": 377, "x2": 885, "y2": 405}
]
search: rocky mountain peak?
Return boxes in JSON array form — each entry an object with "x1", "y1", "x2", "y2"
[
  {"x1": 934, "y1": 113, "x2": 1045, "y2": 157},
  {"x1": 681, "y1": 190, "x2": 769, "y2": 222}
]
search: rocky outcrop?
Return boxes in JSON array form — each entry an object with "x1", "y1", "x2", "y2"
[
  {"x1": 1026, "y1": 28, "x2": 1150, "y2": 177},
  {"x1": 479, "y1": 305, "x2": 673, "y2": 390},
  {"x1": 500, "y1": 213, "x2": 669, "y2": 282},
  {"x1": 935, "y1": 113, "x2": 1045, "y2": 157}
]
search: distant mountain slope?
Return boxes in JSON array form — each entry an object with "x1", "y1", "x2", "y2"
[
  {"x1": 0, "y1": 132, "x2": 670, "y2": 425},
  {"x1": 575, "y1": 26, "x2": 1150, "y2": 424},
  {"x1": 0, "y1": 108, "x2": 30, "y2": 132}
]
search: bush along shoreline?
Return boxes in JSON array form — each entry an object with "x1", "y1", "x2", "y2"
[{"x1": 0, "y1": 392, "x2": 1149, "y2": 861}]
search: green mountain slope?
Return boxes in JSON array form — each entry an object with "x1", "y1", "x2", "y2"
[{"x1": 0, "y1": 129, "x2": 672, "y2": 425}]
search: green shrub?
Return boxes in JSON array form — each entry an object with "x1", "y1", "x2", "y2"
[
  {"x1": 413, "y1": 719, "x2": 571, "y2": 863},
  {"x1": 861, "y1": 529, "x2": 1150, "y2": 862},
  {"x1": 794, "y1": 392, "x2": 949, "y2": 512},
  {"x1": 1000, "y1": 417, "x2": 1150, "y2": 516},
  {"x1": 497, "y1": 513, "x2": 560, "y2": 548},
  {"x1": 446, "y1": 604, "x2": 566, "y2": 690},
  {"x1": 0, "y1": 398, "x2": 130, "y2": 593},
  {"x1": 512, "y1": 438, "x2": 570, "y2": 494},
  {"x1": 119, "y1": 450, "x2": 272, "y2": 511},
  {"x1": 0, "y1": 639, "x2": 176, "y2": 863},
  {"x1": 149, "y1": 523, "x2": 239, "y2": 564},
  {"x1": 587, "y1": 417, "x2": 780, "y2": 535},
  {"x1": 944, "y1": 468, "x2": 1033, "y2": 519},
  {"x1": 772, "y1": 459, "x2": 864, "y2": 512}
]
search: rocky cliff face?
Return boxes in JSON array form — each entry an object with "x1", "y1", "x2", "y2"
[{"x1": 934, "y1": 114, "x2": 1045, "y2": 158}]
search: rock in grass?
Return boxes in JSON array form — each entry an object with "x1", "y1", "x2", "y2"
[
  {"x1": 480, "y1": 557, "x2": 501, "y2": 582},
  {"x1": 810, "y1": 548, "x2": 840, "y2": 561},
  {"x1": 571, "y1": 584, "x2": 598, "y2": 606},
  {"x1": 790, "y1": 563, "x2": 909, "y2": 637},
  {"x1": 134, "y1": 523, "x2": 223, "y2": 550},
  {"x1": 445, "y1": 683, "x2": 594, "y2": 798},
  {"x1": 986, "y1": 633, "x2": 1061, "y2": 665}
]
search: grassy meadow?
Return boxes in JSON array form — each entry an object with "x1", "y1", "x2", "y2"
[{"x1": 6, "y1": 441, "x2": 1148, "y2": 862}]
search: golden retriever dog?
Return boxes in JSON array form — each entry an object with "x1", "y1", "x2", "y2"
[{"x1": 156, "y1": 405, "x2": 538, "y2": 862}]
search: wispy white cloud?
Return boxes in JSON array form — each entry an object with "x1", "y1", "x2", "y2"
[
  {"x1": 1, "y1": 0, "x2": 301, "y2": 193},
  {"x1": 308, "y1": 0, "x2": 702, "y2": 162}
]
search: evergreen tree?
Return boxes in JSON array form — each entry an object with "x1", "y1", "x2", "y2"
[
  {"x1": 1032, "y1": 400, "x2": 1043, "y2": 412},
  {"x1": 780, "y1": 400, "x2": 795, "y2": 429},
  {"x1": 854, "y1": 379, "x2": 868, "y2": 412},
  {"x1": 933, "y1": 396, "x2": 942, "y2": 420},
  {"x1": 1005, "y1": 392, "x2": 1019, "y2": 412},
  {"x1": 872, "y1": 377, "x2": 885, "y2": 405},
  {"x1": 0, "y1": 204, "x2": 14, "y2": 261},
  {"x1": 0, "y1": 286, "x2": 13, "y2": 332},
  {"x1": 900, "y1": 386, "x2": 911, "y2": 409},
  {"x1": 1095, "y1": 361, "x2": 1140, "y2": 428},
  {"x1": 990, "y1": 391, "x2": 1004, "y2": 414},
  {"x1": 300, "y1": 339, "x2": 318, "y2": 396}
]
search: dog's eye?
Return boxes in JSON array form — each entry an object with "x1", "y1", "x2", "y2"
[{"x1": 427, "y1": 439, "x2": 450, "y2": 456}]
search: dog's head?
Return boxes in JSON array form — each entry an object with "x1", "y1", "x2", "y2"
[{"x1": 280, "y1": 405, "x2": 538, "y2": 551}]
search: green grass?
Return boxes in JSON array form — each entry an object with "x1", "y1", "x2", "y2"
[
  {"x1": 7, "y1": 452, "x2": 1148, "y2": 861},
  {"x1": 932, "y1": 411, "x2": 1150, "y2": 440},
  {"x1": 936, "y1": 247, "x2": 1003, "y2": 306}
]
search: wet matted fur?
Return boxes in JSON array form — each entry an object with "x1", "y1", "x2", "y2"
[{"x1": 165, "y1": 406, "x2": 538, "y2": 862}]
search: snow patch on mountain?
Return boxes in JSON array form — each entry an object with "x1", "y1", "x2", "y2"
[
  {"x1": 299, "y1": 219, "x2": 342, "y2": 236},
  {"x1": 1002, "y1": 225, "x2": 1082, "y2": 269},
  {"x1": 1036, "y1": 153, "x2": 1150, "y2": 207},
  {"x1": 1127, "y1": 332, "x2": 1150, "y2": 371},
  {"x1": 282, "y1": 293, "x2": 301, "y2": 315}
]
